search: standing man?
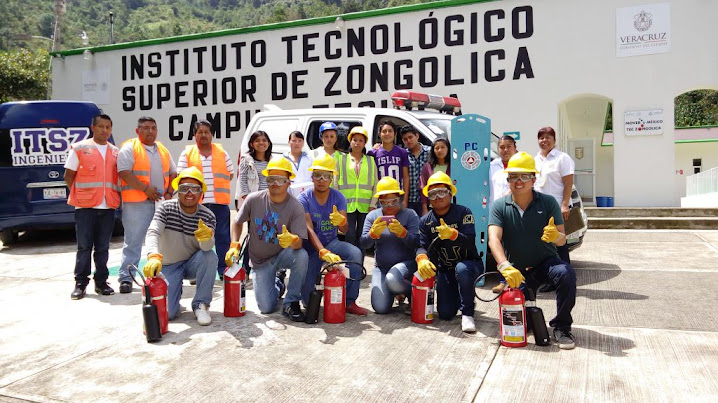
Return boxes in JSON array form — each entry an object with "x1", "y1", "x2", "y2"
[
  {"x1": 400, "y1": 126, "x2": 431, "y2": 218},
  {"x1": 65, "y1": 114, "x2": 120, "y2": 300},
  {"x1": 117, "y1": 117, "x2": 176, "y2": 293},
  {"x1": 298, "y1": 155, "x2": 368, "y2": 316},
  {"x1": 488, "y1": 152, "x2": 577, "y2": 349},
  {"x1": 142, "y1": 167, "x2": 217, "y2": 325},
  {"x1": 177, "y1": 119, "x2": 234, "y2": 279},
  {"x1": 227, "y1": 157, "x2": 309, "y2": 322}
]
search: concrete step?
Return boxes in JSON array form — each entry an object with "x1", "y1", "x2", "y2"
[
  {"x1": 585, "y1": 207, "x2": 718, "y2": 218},
  {"x1": 588, "y1": 216, "x2": 718, "y2": 229}
]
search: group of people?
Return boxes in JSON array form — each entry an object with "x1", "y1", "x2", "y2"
[{"x1": 65, "y1": 114, "x2": 577, "y2": 348}]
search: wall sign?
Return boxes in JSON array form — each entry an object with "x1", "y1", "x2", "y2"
[
  {"x1": 624, "y1": 109, "x2": 664, "y2": 136},
  {"x1": 616, "y1": 3, "x2": 670, "y2": 57}
]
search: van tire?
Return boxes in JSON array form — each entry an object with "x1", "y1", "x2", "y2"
[{"x1": 0, "y1": 229, "x2": 18, "y2": 245}]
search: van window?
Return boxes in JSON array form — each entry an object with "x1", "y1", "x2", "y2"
[
  {"x1": 373, "y1": 115, "x2": 413, "y2": 147},
  {"x1": 307, "y1": 120, "x2": 361, "y2": 153}
]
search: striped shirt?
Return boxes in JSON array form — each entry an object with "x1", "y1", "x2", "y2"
[
  {"x1": 145, "y1": 199, "x2": 216, "y2": 265},
  {"x1": 177, "y1": 148, "x2": 234, "y2": 204},
  {"x1": 238, "y1": 156, "x2": 268, "y2": 198}
]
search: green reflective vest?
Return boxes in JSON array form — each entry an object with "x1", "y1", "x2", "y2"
[{"x1": 336, "y1": 153, "x2": 377, "y2": 213}]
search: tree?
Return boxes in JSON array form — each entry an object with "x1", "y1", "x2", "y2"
[{"x1": 0, "y1": 49, "x2": 49, "y2": 103}]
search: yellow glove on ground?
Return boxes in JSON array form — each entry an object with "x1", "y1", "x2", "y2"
[
  {"x1": 388, "y1": 219, "x2": 407, "y2": 238},
  {"x1": 416, "y1": 254, "x2": 436, "y2": 280},
  {"x1": 144, "y1": 253, "x2": 163, "y2": 278},
  {"x1": 225, "y1": 241, "x2": 241, "y2": 266},
  {"x1": 436, "y1": 218, "x2": 459, "y2": 241},
  {"x1": 194, "y1": 218, "x2": 214, "y2": 243},
  {"x1": 541, "y1": 216, "x2": 562, "y2": 243},
  {"x1": 369, "y1": 216, "x2": 387, "y2": 239},
  {"x1": 319, "y1": 248, "x2": 342, "y2": 263},
  {"x1": 277, "y1": 225, "x2": 299, "y2": 248},
  {"x1": 497, "y1": 261, "x2": 525, "y2": 288},
  {"x1": 329, "y1": 205, "x2": 347, "y2": 227}
]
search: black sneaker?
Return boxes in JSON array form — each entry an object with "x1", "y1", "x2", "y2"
[
  {"x1": 95, "y1": 281, "x2": 115, "y2": 295},
  {"x1": 119, "y1": 281, "x2": 133, "y2": 294},
  {"x1": 71, "y1": 284, "x2": 86, "y2": 300},
  {"x1": 553, "y1": 327, "x2": 575, "y2": 350},
  {"x1": 282, "y1": 301, "x2": 305, "y2": 322},
  {"x1": 276, "y1": 269, "x2": 287, "y2": 298}
]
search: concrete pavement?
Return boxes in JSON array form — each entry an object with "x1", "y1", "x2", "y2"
[{"x1": 1, "y1": 229, "x2": 718, "y2": 402}]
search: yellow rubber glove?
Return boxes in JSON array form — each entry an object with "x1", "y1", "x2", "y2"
[
  {"x1": 388, "y1": 219, "x2": 407, "y2": 238},
  {"x1": 329, "y1": 205, "x2": 347, "y2": 227},
  {"x1": 416, "y1": 254, "x2": 436, "y2": 280},
  {"x1": 144, "y1": 253, "x2": 163, "y2": 278},
  {"x1": 225, "y1": 241, "x2": 241, "y2": 266},
  {"x1": 369, "y1": 216, "x2": 387, "y2": 239},
  {"x1": 497, "y1": 261, "x2": 525, "y2": 288},
  {"x1": 436, "y1": 218, "x2": 459, "y2": 241},
  {"x1": 541, "y1": 216, "x2": 561, "y2": 243},
  {"x1": 319, "y1": 248, "x2": 342, "y2": 263},
  {"x1": 277, "y1": 225, "x2": 299, "y2": 249},
  {"x1": 194, "y1": 218, "x2": 214, "y2": 243}
]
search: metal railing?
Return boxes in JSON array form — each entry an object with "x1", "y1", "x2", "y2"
[{"x1": 686, "y1": 167, "x2": 718, "y2": 196}]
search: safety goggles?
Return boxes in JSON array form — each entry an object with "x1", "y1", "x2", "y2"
[
  {"x1": 427, "y1": 188, "x2": 451, "y2": 200},
  {"x1": 266, "y1": 175, "x2": 290, "y2": 186},
  {"x1": 507, "y1": 174, "x2": 536, "y2": 183},
  {"x1": 177, "y1": 184, "x2": 202, "y2": 194},
  {"x1": 311, "y1": 172, "x2": 333, "y2": 181},
  {"x1": 379, "y1": 197, "x2": 400, "y2": 207}
]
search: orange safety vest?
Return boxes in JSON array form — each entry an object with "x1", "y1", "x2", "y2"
[
  {"x1": 68, "y1": 139, "x2": 121, "y2": 209},
  {"x1": 184, "y1": 143, "x2": 231, "y2": 204},
  {"x1": 120, "y1": 138, "x2": 171, "y2": 202}
]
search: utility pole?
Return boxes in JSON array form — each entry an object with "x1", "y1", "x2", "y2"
[
  {"x1": 109, "y1": 12, "x2": 115, "y2": 44},
  {"x1": 52, "y1": 0, "x2": 66, "y2": 52}
]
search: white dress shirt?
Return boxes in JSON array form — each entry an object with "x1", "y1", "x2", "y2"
[{"x1": 534, "y1": 148, "x2": 575, "y2": 205}]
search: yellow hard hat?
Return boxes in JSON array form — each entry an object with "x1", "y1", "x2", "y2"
[
  {"x1": 505, "y1": 151, "x2": 538, "y2": 173},
  {"x1": 261, "y1": 156, "x2": 296, "y2": 180},
  {"x1": 422, "y1": 171, "x2": 457, "y2": 197},
  {"x1": 374, "y1": 176, "x2": 405, "y2": 198},
  {"x1": 308, "y1": 154, "x2": 338, "y2": 174},
  {"x1": 172, "y1": 166, "x2": 207, "y2": 193},
  {"x1": 348, "y1": 126, "x2": 369, "y2": 142}
]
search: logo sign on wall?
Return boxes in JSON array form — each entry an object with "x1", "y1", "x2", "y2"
[
  {"x1": 616, "y1": 3, "x2": 670, "y2": 57},
  {"x1": 624, "y1": 109, "x2": 664, "y2": 136}
]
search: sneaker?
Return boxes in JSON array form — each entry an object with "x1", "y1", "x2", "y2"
[
  {"x1": 553, "y1": 328, "x2": 575, "y2": 350},
  {"x1": 194, "y1": 303, "x2": 212, "y2": 326},
  {"x1": 94, "y1": 281, "x2": 115, "y2": 296},
  {"x1": 276, "y1": 269, "x2": 287, "y2": 298},
  {"x1": 395, "y1": 294, "x2": 406, "y2": 304},
  {"x1": 462, "y1": 315, "x2": 476, "y2": 333},
  {"x1": 119, "y1": 281, "x2": 132, "y2": 294},
  {"x1": 71, "y1": 284, "x2": 86, "y2": 300},
  {"x1": 492, "y1": 282, "x2": 506, "y2": 294},
  {"x1": 282, "y1": 301, "x2": 305, "y2": 322},
  {"x1": 346, "y1": 302, "x2": 368, "y2": 316}
]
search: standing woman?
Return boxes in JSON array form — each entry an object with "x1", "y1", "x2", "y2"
[
  {"x1": 335, "y1": 126, "x2": 378, "y2": 251},
  {"x1": 367, "y1": 121, "x2": 410, "y2": 208},
  {"x1": 418, "y1": 138, "x2": 452, "y2": 216},
  {"x1": 236, "y1": 130, "x2": 272, "y2": 210},
  {"x1": 283, "y1": 131, "x2": 313, "y2": 184},
  {"x1": 312, "y1": 122, "x2": 343, "y2": 160},
  {"x1": 534, "y1": 126, "x2": 574, "y2": 266}
]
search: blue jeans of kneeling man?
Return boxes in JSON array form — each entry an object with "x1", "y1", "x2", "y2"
[
  {"x1": 161, "y1": 249, "x2": 218, "y2": 320},
  {"x1": 436, "y1": 260, "x2": 482, "y2": 319},
  {"x1": 252, "y1": 247, "x2": 308, "y2": 314},
  {"x1": 371, "y1": 259, "x2": 417, "y2": 314},
  {"x1": 520, "y1": 256, "x2": 576, "y2": 330},
  {"x1": 302, "y1": 238, "x2": 364, "y2": 307}
]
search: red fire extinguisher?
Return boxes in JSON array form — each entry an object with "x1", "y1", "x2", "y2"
[
  {"x1": 224, "y1": 262, "x2": 246, "y2": 317},
  {"x1": 142, "y1": 275, "x2": 168, "y2": 335},
  {"x1": 499, "y1": 286, "x2": 527, "y2": 348},
  {"x1": 411, "y1": 272, "x2": 435, "y2": 324},
  {"x1": 323, "y1": 266, "x2": 346, "y2": 324}
]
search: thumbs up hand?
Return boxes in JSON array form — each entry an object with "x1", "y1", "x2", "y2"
[
  {"x1": 194, "y1": 218, "x2": 214, "y2": 243},
  {"x1": 329, "y1": 205, "x2": 347, "y2": 227},
  {"x1": 277, "y1": 225, "x2": 299, "y2": 249},
  {"x1": 436, "y1": 218, "x2": 458, "y2": 240},
  {"x1": 541, "y1": 216, "x2": 561, "y2": 243}
]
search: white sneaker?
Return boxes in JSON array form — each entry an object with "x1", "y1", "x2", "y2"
[
  {"x1": 462, "y1": 315, "x2": 476, "y2": 333},
  {"x1": 194, "y1": 303, "x2": 212, "y2": 326}
]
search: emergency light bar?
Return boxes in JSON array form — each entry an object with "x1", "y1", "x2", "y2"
[{"x1": 391, "y1": 91, "x2": 462, "y2": 115}]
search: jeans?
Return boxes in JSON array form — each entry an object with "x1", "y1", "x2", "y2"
[
  {"x1": 205, "y1": 203, "x2": 231, "y2": 276},
  {"x1": 370, "y1": 259, "x2": 417, "y2": 314},
  {"x1": 119, "y1": 201, "x2": 157, "y2": 284},
  {"x1": 408, "y1": 201, "x2": 423, "y2": 219},
  {"x1": 160, "y1": 249, "x2": 218, "y2": 319},
  {"x1": 345, "y1": 211, "x2": 367, "y2": 251},
  {"x1": 521, "y1": 256, "x2": 576, "y2": 330},
  {"x1": 252, "y1": 247, "x2": 308, "y2": 314},
  {"x1": 436, "y1": 260, "x2": 483, "y2": 319},
  {"x1": 302, "y1": 238, "x2": 364, "y2": 306},
  {"x1": 73, "y1": 208, "x2": 116, "y2": 286}
]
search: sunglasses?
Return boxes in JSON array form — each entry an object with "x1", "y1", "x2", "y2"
[
  {"x1": 178, "y1": 183, "x2": 202, "y2": 194},
  {"x1": 266, "y1": 175, "x2": 290, "y2": 186},
  {"x1": 507, "y1": 174, "x2": 535, "y2": 183},
  {"x1": 379, "y1": 197, "x2": 400, "y2": 207},
  {"x1": 427, "y1": 188, "x2": 451, "y2": 200},
  {"x1": 311, "y1": 172, "x2": 333, "y2": 181}
]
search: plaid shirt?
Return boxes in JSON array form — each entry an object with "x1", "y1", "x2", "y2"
[{"x1": 407, "y1": 145, "x2": 431, "y2": 202}]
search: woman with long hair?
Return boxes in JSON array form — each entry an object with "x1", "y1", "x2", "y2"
[
  {"x1": 236, "y1": 130, "x2": 273, "y2": 208},
  {"x1": 419, "y1": 137, "x2": 451, "y2": 215},
  {"x1": 367, "y1": 121, "x2": 410, "y2": 208}
]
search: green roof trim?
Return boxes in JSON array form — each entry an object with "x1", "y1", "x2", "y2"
[{"x1": 52, "y1": 0, "x2": 497, "y2": 57}]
